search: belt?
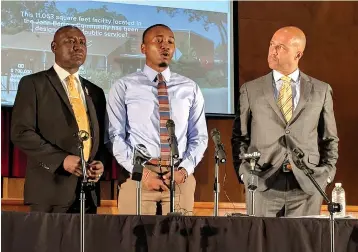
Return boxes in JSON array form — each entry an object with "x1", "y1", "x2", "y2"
[{"x1": 146, "y1": 158, "x2": 182, "y2": 167}]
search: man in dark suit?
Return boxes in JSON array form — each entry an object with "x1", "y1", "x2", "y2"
[
  {"x1": 231, "y1": 26, "x2": 339, "y2": 217},
  {"x1": 11, "y1": 25, "x2": 106, "y2": 213}
]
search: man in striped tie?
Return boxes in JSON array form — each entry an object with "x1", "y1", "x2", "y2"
[
  {"x1": 231, "y1": 26, "x2": 338, "y2": 217},
  {"x1": 106, "y1": 24, "x2": 208, "y2": 215}
]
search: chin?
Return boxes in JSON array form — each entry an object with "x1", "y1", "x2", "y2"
[{"x1": 268, "y1": 61, "x2": 276, "y2": 70}]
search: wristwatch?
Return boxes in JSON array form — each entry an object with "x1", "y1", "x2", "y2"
[{"x1": 178, "y1": 167, "x2": 188, "y2": 183}]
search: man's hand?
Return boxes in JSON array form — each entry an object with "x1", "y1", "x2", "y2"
[
  {"x1": 87, "y1": 160, "x2": 104, "y2": 182},
  {"x1": 142, "y1": 168, "x2": 168, "y2": 191},
  {"x1": 162, "y1": 168, "x2": 188, "y2": 185},
  {"x1": 63, "y1": 155, "x2": 82, "y2": 176}
]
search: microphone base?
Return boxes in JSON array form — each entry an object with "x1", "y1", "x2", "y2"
[{"x1": 227, "y1": 213, "x2": 249, "y2": 217}]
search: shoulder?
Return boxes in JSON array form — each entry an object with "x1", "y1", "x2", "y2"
[
  {"x1": 301, "y1": 72, "x2": 331, "y2": 91},
  {"x1": 120, "y1": 71, "x2": 145, "y2": 83},
  {"x1": 241, "y1": 72, "x2": 272, "y2": 91},
  {"x1": 170, "y1": 71, "x2": 199, "y2": 90},
  {"x1": 112, "y1": 71, "x2": 146, "y2": 90},
  {"x1": 20, "y1": 69, "x2": 49, "y2": 82},
  {"x1": 81, "y1": 77, "x2": 104, "y2": 94}
]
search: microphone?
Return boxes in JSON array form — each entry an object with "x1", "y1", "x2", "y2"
[
  {"x1": 132, "y1": 144, "x2": 151, "y2": 181},
  {"x1": 210, "y1": 128, "x2": 226, "y2": 163},
  {"x1": 292, "y1": 147, "x2": 314, "y2": 174},
  {"x1": 165, "y1": 119, "x2": 179, "y2": 158},
  {"x1": 78, "y1": 130, "x2": 90, "y2": 142},
  {"x1": 239, "y1": 151, "x2": 261, "y2": 171},
  {"x1": 239, "y1": 151, "x2": 261, "y2": 160},
  {"x1": 293, "y1": 148, "x2": 305, "y2": 159}
]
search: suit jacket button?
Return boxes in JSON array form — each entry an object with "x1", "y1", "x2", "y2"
[{"x1": 285, "y1": 130, "x2": 290, "y2": 134}]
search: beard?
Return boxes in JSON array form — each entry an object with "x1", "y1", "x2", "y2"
[{"x1": 159, "y1": 62, "x2": 168, "y2": 67}]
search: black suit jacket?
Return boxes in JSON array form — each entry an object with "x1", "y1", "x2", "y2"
[{"x1": 11, "y1": 67, "x2": 107, "y2": 206}]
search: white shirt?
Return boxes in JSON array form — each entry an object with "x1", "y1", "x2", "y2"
[
  {"x1": 272, "y1": 69, "x2": 300, "y2": 110},
  {"x1": 106, "y1": 64, "x2": 208, "y2": 175},
  {"x1": 53, "y1": 63, "x2": 87, "y2": 109}
]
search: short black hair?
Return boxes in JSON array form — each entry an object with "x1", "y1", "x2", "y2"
[
  {"x1": 142, "y1": 24, "x2": 171, "y2": 43},
  {"x1": 54, "y1": 25, "x2": 82, "y2": 39}
]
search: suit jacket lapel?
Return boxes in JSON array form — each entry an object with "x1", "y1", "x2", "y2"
[
  {"x1": 262, "y1": 73, "x2": 286, "y2": 124},
  {"x1": 46, "y1": 67, "x2": 76, "y2": 118},
  {"x1": 80, "y1": 78, "x2": 100, "y2": 161},
  {"x1": 290, "y1": 72, "x2": 312, "y2": 122}
]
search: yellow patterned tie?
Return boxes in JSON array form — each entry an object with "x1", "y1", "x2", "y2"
[
  {"x1": 277, "y1": 76, "x2": 293, "y2": 122},
  {"x1": 66, "y1": 75, "x2": 92, "y2": 161}
]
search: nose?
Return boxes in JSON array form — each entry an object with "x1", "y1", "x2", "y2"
[
  {"x1": 160, "y1": 40, "x2": 170, "y2": 49},
  {"x1": 269, "y1": 46, "x2": 277, "y2": 56},
  {"x1": 73, "y1": 43, "x2": 84, "y2": 52}
]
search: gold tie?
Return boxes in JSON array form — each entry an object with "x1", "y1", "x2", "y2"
[
  {"x1": 277, "y1": 76, "x2": 293, "y2": 122},
  {"x1": 66, "y1": 75, "x2": 92, "y2": 161}
]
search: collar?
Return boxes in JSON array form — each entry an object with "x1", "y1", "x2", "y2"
[
  {"x1": 53, "y1": 62, "x2": 80, "y2": 83},
  {"x1": 273, "y1": 68, "x2": 300, "y2": 82},
  {"x1": 143, "y1": 64, "x2": 171, "y2": 83}
]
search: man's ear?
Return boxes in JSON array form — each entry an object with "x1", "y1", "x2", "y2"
[
  {"x1": 295, "y1": 51, "x2": 303, "y2": 61},
  {"x1": 141, "y1": 43, "x2": 145, "y2": 54},
  {"x1": 51, "y1": 41, "x2": 56, "y2": 53}
]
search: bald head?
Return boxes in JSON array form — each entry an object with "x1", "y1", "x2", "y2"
[
  {"x1": 268, "y1": 26, "x2": 306, "y2": 75},
  {"x1": 274, "y1": 26, "x2": 306, "y2": 52}
]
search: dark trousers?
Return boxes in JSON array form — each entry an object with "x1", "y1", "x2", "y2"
[{"x1": 29, "y1": 181, "x2": 97, "y2": 214}]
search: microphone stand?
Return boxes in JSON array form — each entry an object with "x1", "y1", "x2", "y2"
[
  {"x1": 247, "y1": 159, "x2": 258, "y2": 216},
  {"x1": 132, "y1": 144, "x2": 151, "y2": 215},
  {"x1": 169, "y1": 149, "x2": 176, "y2": 213},
  {"x1": 165, "y1": 120, "x2": 179, "y2": 215},
  {"x1": 294, "y1": 156, "x2": 341, "y2": 252},
  {"x1": 78, "y1": 133, "x2": 90, "y2": 252},
  {"x1": 136, "y1": 180, "x2": 142, "y2": 215},
  {"x1": 132, "y1": 161, "x2": 146, "y2": 215},
  {"x1": 213, "y1": 151, "x2": 226, "y2": 217},
  {"x1": 213, "y1": 155, "x2": 220, "y2": 217},
  {"x1": 132, "y1": 163, "x2": 143, "y2": 216}
]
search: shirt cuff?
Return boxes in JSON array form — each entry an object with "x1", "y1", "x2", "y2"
[
  {"x1": 120, "y1": 159, "x2": 134, "y2": 174},
  {"x1": 178, "y1": 159, "x2": 195, "y2": 176}
]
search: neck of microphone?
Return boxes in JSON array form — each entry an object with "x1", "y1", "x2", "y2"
[
  {"x1": 293, "y1": 148, "x2": 305, "y2": 159},
  {"x1": 210, "y1": 128, "x2": 226, "y2": 163},
  {"x1": 132, "y1": 144, "x2": 151, "y2": 182},
  {"x1": 78, "y1": 130, "x2": 89, "y2": 142}
]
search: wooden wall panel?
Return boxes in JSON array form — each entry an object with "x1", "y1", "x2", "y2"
[{"x1": 235, "y1": 1, "x2": 358, "y2": 205}]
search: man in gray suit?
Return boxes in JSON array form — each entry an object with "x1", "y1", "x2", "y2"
[{"x1": 231, "y1": 26, "x2": 339, "y2": 217}]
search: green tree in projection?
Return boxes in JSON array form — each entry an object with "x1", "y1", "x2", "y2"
[
  {"x1": 1, "y1": 1, "x2": 61, "y2": 34},
  {"x1": 171, "y1": 39, "x2": 205, "y2": 78},
  {"x1": 65, "y1": 8, "x2": 78, "y2": 17},
  {"x1": 84, "y1": 68, "x2": 123, "y2": 92},
  {"x1": 74, "y1": 5, "x2": 127, "y2": 23},
  {"x1": 156, "y1": 7, "x2": 228, "y2": 88},
  {"x1": 63, "y1": 5, "x2": 128, "y2": 87},
  {"x1": 156, "y1": 7, "x2": 227, "y2": 49}
]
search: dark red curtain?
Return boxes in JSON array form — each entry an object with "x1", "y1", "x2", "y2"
[{"x1": 1, "y1": 107, "x2": 119, "y2": 179}]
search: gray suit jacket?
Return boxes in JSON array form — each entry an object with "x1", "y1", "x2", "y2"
[{"x1": 231, "y1": 71, "x2": 339, "y2": 195}]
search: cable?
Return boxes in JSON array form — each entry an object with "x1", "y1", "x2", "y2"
[{"x1": 222, "y1": 163, "x2": 239, "y2": 216}]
